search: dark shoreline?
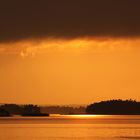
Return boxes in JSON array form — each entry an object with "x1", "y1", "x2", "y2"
[{"x1": 21, "y1": 113, "x2": 49, "y2": 117}]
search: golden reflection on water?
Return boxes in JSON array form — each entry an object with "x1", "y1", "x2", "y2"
[
  {"x1": 50, "y1": 114, "x2": 108, "y2": 119},
  {"x1": 66, "y1": 115, "x2": 105, "y2": 119},
  {"x1": 0, "y1": 115, "x2": 140, "y2": 140}
]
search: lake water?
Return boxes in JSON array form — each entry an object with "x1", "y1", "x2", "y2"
[{"x1": 0, "y1": 115, "x2": 140, "y2": 140}]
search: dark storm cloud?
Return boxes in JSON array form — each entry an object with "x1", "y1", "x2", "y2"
[{"x1": 0, "y1": 0, "x2": 140, "y2": 42}]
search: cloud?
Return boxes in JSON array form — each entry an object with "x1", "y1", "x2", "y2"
[
  {"x1": 0, "y1": 0, "x2": 140, "y2": 42},
  {"x1": 0, "y1": 38, "x2": 140, "y2": 57}
]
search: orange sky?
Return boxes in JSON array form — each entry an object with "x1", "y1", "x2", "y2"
[{"x1": 0, "y1": 37, "x2": 140, "y2": 105}]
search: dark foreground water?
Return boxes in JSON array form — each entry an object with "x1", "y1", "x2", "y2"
[{"x1": 0, "y1": 115, "x2": 140, "y2": 140}]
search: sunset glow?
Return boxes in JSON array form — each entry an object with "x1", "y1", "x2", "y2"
[
  {"x1": 65, "y1": 115, "x2": 104, "y2": 119},
  {"x1": 0, "y1": 37, "x2": 140, "y2": 56},
  {"x1": 0, "y1": 37, "x2": 140, "y2": 104},
  {"x1": 0, "y1": 1, "x2": 140, "y2": 140}
]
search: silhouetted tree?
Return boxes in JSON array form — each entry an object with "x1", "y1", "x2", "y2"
[
  {"x1": 41, "y1": 105, "x2": 86, "y2": 114},
  {"x1": 0, "y1": 104, "x2": 49, "y2": 116},
  {"x1": 0, "y1": 104, "x2": 22, "y2": 115},
  {"x1": 22, "y1": 104, "x2": 40, "y2": 114},
  {"x1": 0, "y1": 108, "x2": 10, "y2": 116},
  {"x1": 86, "y1": 99, "x2": 140, "y2": 115}
]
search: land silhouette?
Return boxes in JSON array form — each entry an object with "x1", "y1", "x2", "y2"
[
  {"x1": 0, "y1": 104, "x2": 49, "y2": 117},
  {"x1": 21, "y1": 105, "x2": 49, "y2": 116},
  {"x1": 0, "y1": 108, "x2": 10, "y2": 117},
  {"x1": 86, "y1": 99, "x2": 140, "y2": 115},
  {"x1": 41, "y1": 106, "x2": 85, "y2": 115},
  {"x1": 0, "y1": 99, "x2": 140, "y2": 116},
  {"x1": 0, "y1": 104, "x2": 84, "y2": 116}
]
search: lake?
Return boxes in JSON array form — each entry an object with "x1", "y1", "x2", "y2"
[{"x1": 0, "y1": 115, "x2": 140, "y2": 140}]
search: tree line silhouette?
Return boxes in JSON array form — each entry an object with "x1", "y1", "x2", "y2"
[
  {"x1": 1, "y1": 99, "x2": 140, "y2": 116},
  {"x1": 0, "y1": 104, "x2": 49, "y2": 116},
  {"x1": 0, "y1": 104, "x2": 85, "y2": 116},
  {"x1": 86, "y1": 99, "x2": 140, "y2": 115},
  {"x1": 41, "y1": 105, "x2": 85, "y2": 115}
]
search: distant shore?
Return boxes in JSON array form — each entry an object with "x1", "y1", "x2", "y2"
[
  {"x1": 86, "y1": 99, "x2": 140, "y2": 115},
  {"x1": 1, "y1": 99, "x2": 140, "y2": 116}
]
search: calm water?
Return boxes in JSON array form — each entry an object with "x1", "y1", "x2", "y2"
[{"x1": 0, "y1": 115, "x2": 140, "y2": 140}]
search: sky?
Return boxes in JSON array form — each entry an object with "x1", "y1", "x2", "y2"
[{"x1": 0, "y1": 0, "x2": 140, "y2": 105}]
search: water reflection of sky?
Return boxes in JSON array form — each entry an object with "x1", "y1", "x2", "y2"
[{"x1": 0, "y1": 115, "x2": 140, "y2": 124}]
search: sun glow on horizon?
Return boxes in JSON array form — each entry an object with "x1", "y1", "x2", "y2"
[
  {"x1": 50, "y1": 114, "x2": 107, "y2": 119},
  {"x1": 65, "y1": 114, "x2": 106, "y2": 119}
]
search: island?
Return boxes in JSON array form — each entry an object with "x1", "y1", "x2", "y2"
[
  {"x1": 0, "y1": 108, "x2": 11, "y2": 117},
  {"x1": 0, "y1": 104, "x2": 49, "y2": 117},
  {"x1": 86, "y1": 99, "x2": 140, "y2": 115}
]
